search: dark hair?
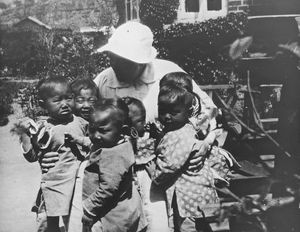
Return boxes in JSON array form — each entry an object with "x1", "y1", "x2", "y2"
[
  {"x1": 160, "y1": 72, "x2": 193, "y2": 93},
  {"x1": 70, "y1": 77, "x2": 98, "y2": 98},
  {"x1": 160, "y1": 72, "x2": 202, "y2": 116},
  {"x1": 92, "y1": 98, "x2": 129, "y2": 127},
  {"x1": 122, "y1": 97, "x2": 146, "y2": 125},
  {"x1": 158, "y1": 84, "x2": 194, "y2": 110},
  {"x1": 37, "y1": 76, "x2": 70, "y2": 101}
]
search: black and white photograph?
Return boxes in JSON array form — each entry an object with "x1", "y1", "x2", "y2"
[{"x1": 0, "y1": 0, "x2": 300, "y2": 231}]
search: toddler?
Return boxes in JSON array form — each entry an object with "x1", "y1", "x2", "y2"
[
  {"x1": 67, "y1": 77, "x2": 99, "y2": 231},
  {"x1": 159, "y1": 72, "x2": 210, "y2": 133},
  {"x1": 81, "y1": 98, "x2": 147, "y2": 232},
  {"x1": 123, "y1": 97, "x2": 157, "y2": 231},
  {"x1": 159, "y1": 72, "x2": 238, "y2": 184},
  {"x1": 64, "y1": 77, "x2": 99, "y2": 150},
  {"x1": 154, "y1": 84, "x2": 219, "y2": 232},
  {"x1": 71, "y1": 77, "x2": 98, "y2": 122},
  {"x1": 19, "y1": 76, "x2": 88, "y2": 232},
  {"x1": 122, "y1": 97, "x2": 156, "y2": 164}
]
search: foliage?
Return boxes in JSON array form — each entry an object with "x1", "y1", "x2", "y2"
[
  {"x1": 154, "y1": 13, "x2": 248, "y2": 85},
  {"x1": 1, "y1": 28, "x2": 111, "y2": 118},
  {"x1": 1, "y1": 29, "x2": 111, "y2": 80},
  {"x1": 0, "y1": 30, "x2": 42, "y2": 76},
  {"x1": 38, "y1": 30, "x2": 111, "y2": 81},
  {"x1": 16, "y1": 82, "x2": 46, "y2": 120},
  {"x1": 0, "y1": 81, "x2": 14, "y2": 126},
  {"x1": 139, "y1": 0, "x2": 179, "y2": 30}
]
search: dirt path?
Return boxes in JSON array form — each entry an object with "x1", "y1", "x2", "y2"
[{"x1": 0, "y1": 105, "x2": 40, "y2": 232}]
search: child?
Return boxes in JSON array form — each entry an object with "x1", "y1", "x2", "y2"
[
  {"x1": 122, "y1": 97, "x2": 156, "y2": 163},
  {"x1": 122, "y1": 97, "x2": 156, "y2": 231},
  {"x1": 154, "y1": 84, "x2": 219, "y2": 232},
  {"x1": 64, "y1": 77, "x2": 99, "y2": 150},
  {"x1": 18, "y1": 76, "x2": 89, "y2": 232},
  {"x1": 67, "y1": 77, "x2": 99, "y2": 232},
  {"x1": 159, "y1": 72, "x2": 210, "y2": 133},
  {"x1": 71, "y1": 77, "x2": 98, "y2": 122},
  {"x1": 81, "y1": 98, "x2": 147, "y2": 232},
  {"x1": 159, "y1": 72, "x2": 238, "y2": 184}
]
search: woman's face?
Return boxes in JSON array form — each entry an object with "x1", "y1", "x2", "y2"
[{"x1": 109, "y1": 53, "x2": 146, "y2": 83}]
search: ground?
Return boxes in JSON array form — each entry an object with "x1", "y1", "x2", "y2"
[{"x1": 0, "y1": 103, "x2": 40, "y2": 232}]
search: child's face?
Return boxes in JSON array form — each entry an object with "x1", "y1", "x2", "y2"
[
  {"x1": 158, "y1": 98, "x2": 190, "y2": 132},
  {"x1": 129, "y1": 104, "x2": 146, "y2": 137},
  {"x1": 74, "y1": 88, "x2": 97, "y2": 121},
  {"x1": 89, "y1": 109, "x2": 122, "y2": 148},
  {"x1": 43, "y1": 84, "x2": 74, "y2": 121}
]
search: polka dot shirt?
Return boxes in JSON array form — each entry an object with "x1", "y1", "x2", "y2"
[{"x1": 155, "y1": 124, "x2": 219, "y2": 218}]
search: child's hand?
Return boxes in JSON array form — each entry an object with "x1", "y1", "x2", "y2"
[
  {"x1": 11, "y1": 117, "x2": 38, "y2": 138},
  {"x1": 11, "y1": 118, "x2": 39, "y2": 153},
  {"x1": 65, "y1": 133, "x2": 76, "y2": 143},
  {"x1": 145, "y1": 122, "x2": 162, "y2": 139},
  {"x1": 65, "y1": 133, "x2": 84, "y2": 145},
  {"x1": 20, "y1": 117, "x2": 40, "y2": 135}
]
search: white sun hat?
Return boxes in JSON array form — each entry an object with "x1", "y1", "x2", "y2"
[{"x1": 96, "y1": 21, "x2": 157, "y2": 64}]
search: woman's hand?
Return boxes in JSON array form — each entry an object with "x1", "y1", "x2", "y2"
[
  {"x1": 40, "y1": 151, "x2": 59, "y2": 173},
  {"x1": 184, "y1": 141, "x2": 210, "y2": 175}
]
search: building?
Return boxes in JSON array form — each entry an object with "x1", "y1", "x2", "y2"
[
  {"x1": 13, "y1": 16, "x2": 51, "y2": 33},
  {"x1": 1, "y1": 0, "x2": 300, "y2": 31},
  {"x1": 124, "y1": 0, "x2": 300, "y2": 23}
]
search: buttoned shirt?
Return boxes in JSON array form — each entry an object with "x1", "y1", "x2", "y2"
[
  {"x1": 82, "y1": 140, "x2": 146, "y2": 232},
  {"x1": 34, "y1": 115, "x2": 88, "y2": 216},
  {"x1": 94, "y1": 59, "x2": 216, "y2": 123}
]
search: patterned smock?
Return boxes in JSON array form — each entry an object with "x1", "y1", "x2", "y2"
[{"x1": 154, "y1": 123, "x2": 219, "y2": 218}]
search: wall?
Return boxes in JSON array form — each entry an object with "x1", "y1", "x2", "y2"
[
  {"x1": 0, "y1": 0, "x2": 121, "y2": 30},
  {"x1": 228, "y1": 0, "x2": 300, "y2": 15},
  {"x1": 177, "y1": 0, "x2": 228, "y2": 23}
]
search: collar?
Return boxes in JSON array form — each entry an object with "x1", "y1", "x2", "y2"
[
  {"x1": 107, "y1": 62, "x2": 156, "y2": 88},
  {"x1": 47, "y1": 114, "x2": 74, "y2": 125}
]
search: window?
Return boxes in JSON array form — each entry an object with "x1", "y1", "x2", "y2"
[
  {"x1": 177, "y1": 0, "x2": 227, "y2": 23},
  {"x1": 125, "y1": 0, "x2": 140, "y2": 21},
  {"x1": 207, "y1": 0, "x2": 222, "y2": 11},
  {"x1": 185, "y1": 0, "x2": 200, "y2": 12}
]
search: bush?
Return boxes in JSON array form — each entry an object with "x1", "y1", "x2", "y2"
[
  {"x1": 140, "y1": 0, "x2": 179, "y2": 30},
  {"x1": 16, "y1": 82, "x2": 46, "y2": 120},
  {"x1": 154, "y1": 13, "x2": 248, "y2": 85},
  {"x1": 37, "y1": 31, "x2": 111, "y2": 81},
  {"x1": 1, "y1": 29, "x2": 111, "y2": 80},
  {"x1": 0, "y1": 80, "x2": 17, "y2": 126},
  {"x1": 1, "y1": 30, "x2": 44, "y2": 76}
]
